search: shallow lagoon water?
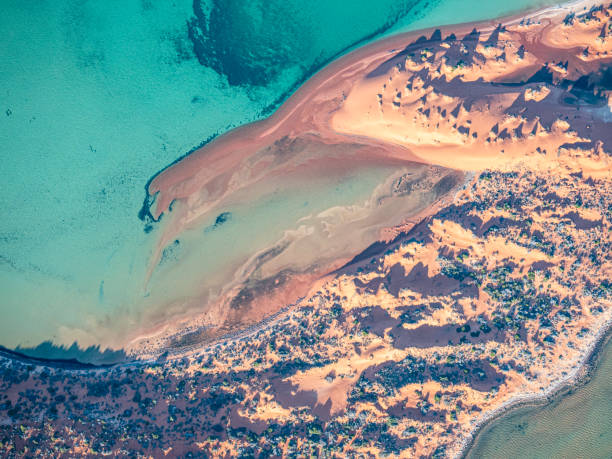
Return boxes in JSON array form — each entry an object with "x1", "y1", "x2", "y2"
[
  {"x1": 1, "y1": 0, "x2": 562, "y2": 355},
  {"x1": 467, "y1": 336, "x2": 612, "y2": 459},
  {"x1": 143, "y1": 157, "x2": 415, "y2": 333}
]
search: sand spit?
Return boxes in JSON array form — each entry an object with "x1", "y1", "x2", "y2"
[
  {"x1": 134, "y1": 0, "x2": 611, "y2": 355},
  {"x1": 1, "y1": 2, "x2": 611, "y2": 458},
  {"x1": 144, "y1": 0, "x2": 606, "y2": 222},
  {"x1": 137, "y1": 1, "x2": 612, "y2": 455}
]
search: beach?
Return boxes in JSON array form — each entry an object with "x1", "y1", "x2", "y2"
[
  {"x1": 458, "y1": 313, "x2": 612, "y2": 458},
  {"x1": 130, "y1": 0, "x2": 609, "y2": 356},
  {"x1": 1, "y1": 0, "x2": 603, "y2": 358},
  {"x1": 1, "y1": 0, "x2": 611, "y2": 457}
]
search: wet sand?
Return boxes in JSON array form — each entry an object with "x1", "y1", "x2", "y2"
[
  {"x1": 1, "y1": 2, "x2": 611, "y2": 457},
  {"x1": 133, "y1": 0, "x2": 607, "y2": 356},
  {"x1": 144, "y1": 0, "x2": 603, "y2": 223}
]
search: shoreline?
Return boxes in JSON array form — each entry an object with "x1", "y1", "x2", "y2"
[
  {"x1": 2, "y1": 0, "x2": 605, "y2": 353},
  {"x1": 143, "y1": 0, "x2": 600, "y2": 221},
  {"x1": 1, "y1": 2, "x2": 610, "y2": 455},
  {"x1": 1, "y1": 0, "x2": 611, "y2": 456},
  {"x1": 456, "y1": 313, "x2": 612, "y2": 458},
  {"x1": 133, "y1": 0, "x2": 602, "y2": 359}
]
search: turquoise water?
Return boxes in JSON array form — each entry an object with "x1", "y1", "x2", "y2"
[
  {"x1": 389, "y1": 0, "x2": 560, "y2": 34},
  {"x1": 0, "y1": 0, "x2": 561, "y2": 355},
  {"x1": 143, "y1": 158, "x2": 406, "y2": 329},
  {"x1": 467, "y1": 336, "x2": 612, "y2": 459}
]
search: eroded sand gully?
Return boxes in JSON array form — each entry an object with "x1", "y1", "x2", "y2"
[{"x1": 136, "y1": 0, "x2": 611, "y2": 353}]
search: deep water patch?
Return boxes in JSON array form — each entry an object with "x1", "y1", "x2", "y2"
[{"x1": 187, "y1": 0, "x2": 439, "y2": 87}]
